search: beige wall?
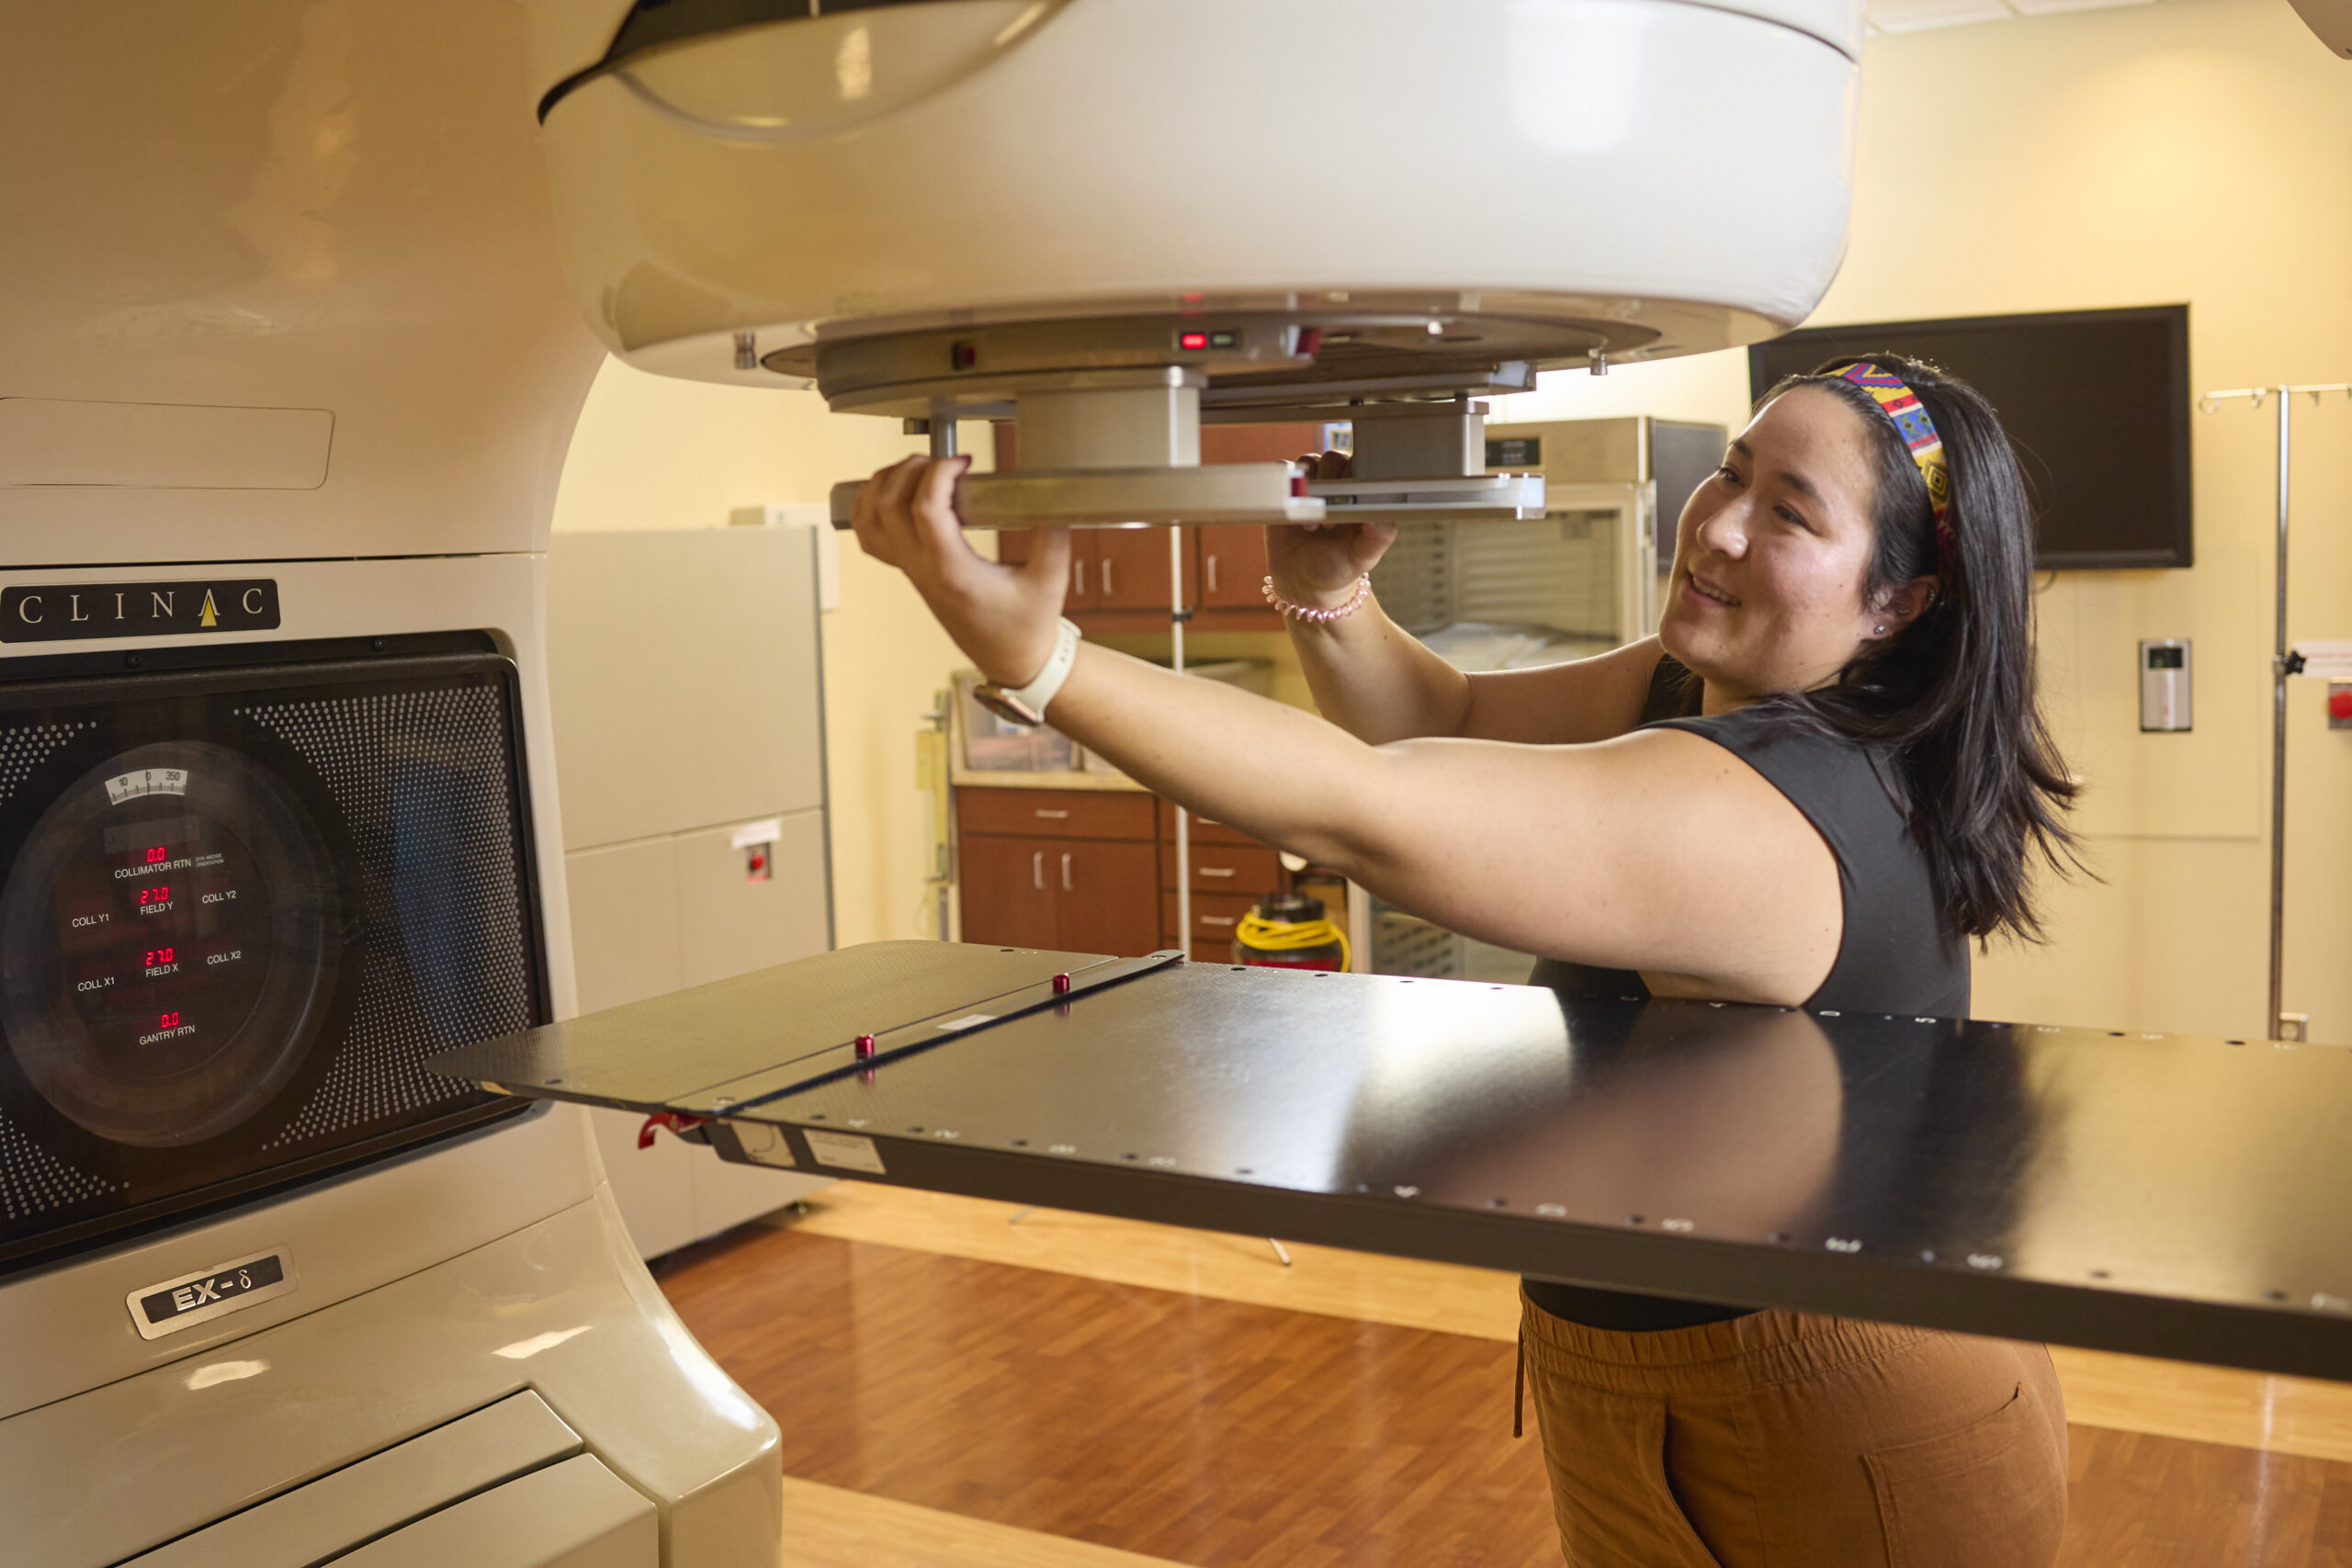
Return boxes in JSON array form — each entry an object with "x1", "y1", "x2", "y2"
[
  {"x1": 549, "y1": 356, "x2": 994, "y2": 950},
  {"x1": 1499, "y1": 0, "x2": 2352, "y2": 1041}
]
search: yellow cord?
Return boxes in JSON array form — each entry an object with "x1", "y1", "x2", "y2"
[{"x1": 1235, "y1": 910, "x2": 1351, "y2": 974}]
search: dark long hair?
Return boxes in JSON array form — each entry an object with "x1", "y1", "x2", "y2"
[{"x1": 1754, "y1": 354, "x2": 2082, "y2": 943}]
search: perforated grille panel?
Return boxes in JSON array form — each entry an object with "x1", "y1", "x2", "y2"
[
  {"x1": 0, "y1": 724, "x2": 89, "y2": 806},
  {"x1": 0, "y1": 1116, "x2": 117, "y2": 1220},
  {"x1": 241, "y1": 687, "x2": 536, "y2": 1147},
  {"x1": 0, "y1": 721, "x2": 118, "y2": 1216},
  {"x1": 0, "y1": 649, "x2": 541, "y2": 1266}
]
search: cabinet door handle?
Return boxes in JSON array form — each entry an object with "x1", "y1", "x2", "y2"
[
  {"x1": 1101, "y1": 558, "x2": 1115, "y2": 597},
  {"x1": 1032, "y1": 851, "x2": 1045, "y2": 890},
  {"x1": 1034, "y1": 807, "x2": 1069, "y2": 819},
  {"x1": 1199, "y1": 865, "x2": 1238, "y2": 878},
  {"x1": 1199, "y1": 914, "x2": 1238, "y2": 928},
  {"x1": 1059, "y1": 851, "x2": 1073, "y2": 892},
  {"x1": 1074, "y1": 559, "x2": 1087, "y2": 597},
  {"x1": 1205, "y1": 554, "x2": 1219, "y2": 595}
]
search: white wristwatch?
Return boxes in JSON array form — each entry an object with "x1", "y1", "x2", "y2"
[{"x1": 972, "y1": 618, "x2": 1081, "y2": 728}]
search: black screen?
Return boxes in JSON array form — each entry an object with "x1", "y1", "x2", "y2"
[{"x1": 1747, "y1": 306, "x2": 2191, "y2": 570}]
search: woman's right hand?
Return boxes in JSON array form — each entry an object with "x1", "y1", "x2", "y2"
[{"x1": 1264, "y1": 451, "x2": 1397, "y2": 610}]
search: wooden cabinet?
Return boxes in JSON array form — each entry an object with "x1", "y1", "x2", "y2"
[
  {"x1": 1152, "y1": 798, "x2": 1285, "y2": 952},
  {"x1": 956, "y1": 787, "x2": 1162, "y2": 957},
  {"x1": 1153, "y1": 799, "x2": 1268, "y2": 847},
  {"x1": 989, "y1": 421, "x2": 1329, "y2": 633},
  {"x1": 1194, "y1": 525, "x2": 1269, "y2": 611},
  {"x1": 955, "y1": 834, "x2": 1061, "y2": 950},
  {"x1": 1091, "y1": 526, "x2": 1182, "y2": 610},
  {"x1": 964, "y1": 788, "x2": 1154, "y2": 840},
  {"x1": 957, "y1": 784, "x2": 1300, "y2": 959},
  {"x1": 1055, "y1": 838, "x2": 1163, "y2": 955},
  {"x1": 1162, "y1": 889, "x2": 1261, "y2": 959},
  {"x1": 1175, "y1": 843, "x2": 1283, "y2": 897}
]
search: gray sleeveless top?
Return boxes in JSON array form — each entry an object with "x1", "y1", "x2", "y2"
[{"x1": 1523, "y1": 656, "x2": 1970, "y2": 1330}]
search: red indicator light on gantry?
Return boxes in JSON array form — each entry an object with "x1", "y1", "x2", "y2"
[{"x1": 1178, "y1": 332, "x2": 1210, "y2": 351}]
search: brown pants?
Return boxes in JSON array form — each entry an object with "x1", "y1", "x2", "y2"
[{"x1": 1520, "y1": 1292, "x2": 2068, "y2": 1568}]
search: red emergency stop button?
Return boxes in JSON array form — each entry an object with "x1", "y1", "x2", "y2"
[{"x1": 2330, "y1": 689, "x2": 2352, "y2": 722}]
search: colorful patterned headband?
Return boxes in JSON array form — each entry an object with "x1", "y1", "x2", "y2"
[{"x1": 1827, "y1": 362, "x2": 1956, "y2": 571}]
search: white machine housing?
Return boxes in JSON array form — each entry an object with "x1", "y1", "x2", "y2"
[
  {"x1": 525, "y1": 0, "x2": 1863, "y2": 527},
  {"x1": 0, "y1": 5, "x2": 781, "y2": 1563}
]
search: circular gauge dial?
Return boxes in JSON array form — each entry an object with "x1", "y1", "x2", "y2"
[
  {"x1": 1, "y1": 742, "x2": 339, "y2": 1148},
  {"x1": 53, "y1": 805, "x2": 275, "y2": 1077}
]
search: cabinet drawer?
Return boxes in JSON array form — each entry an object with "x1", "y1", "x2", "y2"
[
  {"x1": 1153, "y1": 798, "x2": 1271, "y2": 850},
  {"x1": 958, "y1": 786, "x2": 1155, "y2": 840},
  {"x1": 1165, "y1": 844, "x2": 1283, "y2": 896},
  {"x1": 1160, "y1": 890, "x2": 1261, "y2": 955}
]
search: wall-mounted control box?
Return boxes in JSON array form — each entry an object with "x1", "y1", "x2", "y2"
[{"x1": 2140, "y1": 639, "x2": 2191, "y2": 732}]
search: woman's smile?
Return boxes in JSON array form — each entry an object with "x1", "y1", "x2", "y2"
[{"x1": 1680, "y1": 570, "x2": 1740, "y2": 609}]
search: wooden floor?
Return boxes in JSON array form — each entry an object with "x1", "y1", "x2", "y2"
[
  {"x1": 779, "y1": 1183, "x2": 2352, "y2": 1466},
  {"x1": 654, "y1": 1185, "x2": 2352, "y2": 1566}
]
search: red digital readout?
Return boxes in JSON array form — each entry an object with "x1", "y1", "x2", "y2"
[
  {"x1": 1179, "y1": 332, "x2": 1209, "y2": 351},
  {"x1": 138, "y1": 886, "x2": 169, "y2": 906},
  {"x1": 145, "y1": 846, "x2": 167, "y2": 863},
  {"x1": 159, "y1": 1011, "x2": 182, "y2": 1030},
  {"x1": 146, "y1": 947, "x2": 174, "y2": 965}
]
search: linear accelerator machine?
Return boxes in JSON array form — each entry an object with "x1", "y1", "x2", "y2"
[{"x1": 0, "y1": 0, "x2": 1869, "y2": 1563}]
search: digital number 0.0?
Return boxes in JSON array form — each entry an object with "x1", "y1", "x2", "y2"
[
  {"x1": 145, "y1": 846, "x2": 166, "y2": 864},
  {"x1": 158, "y1": 1011, "x2": 182, "y2": 1030}
]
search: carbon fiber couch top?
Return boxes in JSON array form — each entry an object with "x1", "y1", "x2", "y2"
[{"x1": 430, "y1": 942, "x2": 2352, "y2": 1383}]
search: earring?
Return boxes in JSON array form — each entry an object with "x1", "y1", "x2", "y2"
[{"x1": 1874, "y1": 624, "x2": 1886, "y2": 636}]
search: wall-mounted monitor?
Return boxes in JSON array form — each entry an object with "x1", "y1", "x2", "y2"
[{"x1": 1747, "y1": 305, "x2": 2192, "y2": 570}]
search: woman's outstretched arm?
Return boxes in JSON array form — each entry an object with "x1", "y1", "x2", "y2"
[
  {"x1": 1265, "y1": 491, "x2": 1667, "y2": 747},
  {"x1": 851, "y1": 456, "x2": 1841, "y2": 1005}
]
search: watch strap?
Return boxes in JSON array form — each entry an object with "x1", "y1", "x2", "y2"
[{"x1": 981, "y1": 618, "x2": 1081, "y2": 726}]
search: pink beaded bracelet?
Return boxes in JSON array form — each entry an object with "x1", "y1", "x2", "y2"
[{"x1": 1262, "y1": 573, "x2": 1372, "y2": 625}]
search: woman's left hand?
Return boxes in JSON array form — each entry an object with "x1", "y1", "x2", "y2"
[{"x1": 848, "y1": 454, "x2": 1075, "y2": 687}]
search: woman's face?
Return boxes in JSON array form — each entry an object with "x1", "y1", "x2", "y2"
[{"x1": 1657, "y1": 387, "x2": 1897, "y2": 703}]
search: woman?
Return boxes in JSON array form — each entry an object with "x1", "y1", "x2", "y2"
[{"x1": 851, "y1": 355, "x2": 2080, "y2": 1567}]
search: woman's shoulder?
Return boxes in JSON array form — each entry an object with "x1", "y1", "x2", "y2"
[{"x1": 1648, "y1": 700, "x2": 1906, "y2": 835}]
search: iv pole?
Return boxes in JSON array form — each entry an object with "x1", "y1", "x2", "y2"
[
  {"x1": 2196, "y1": 381, "x2": 2352, "y2": 1042},
  {"x1": 1170, "y1": 525, "x2": 1191, "y2": 961}
]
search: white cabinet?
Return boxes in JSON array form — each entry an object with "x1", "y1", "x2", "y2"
[{"x1": 548, "y1": 528, "x2": 837, "y2": 1259}]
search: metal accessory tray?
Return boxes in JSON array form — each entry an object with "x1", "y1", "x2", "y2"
[{"x1": 429, "y1": 941, "x2": 2352, "y2": 1382}]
